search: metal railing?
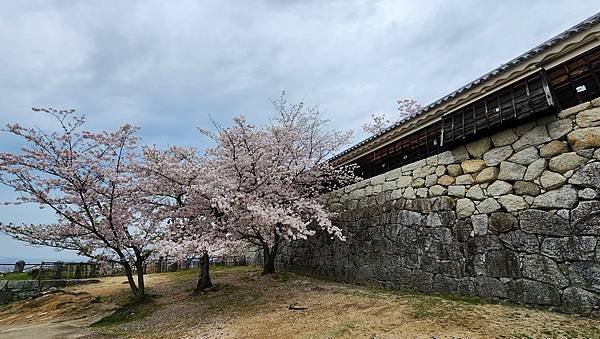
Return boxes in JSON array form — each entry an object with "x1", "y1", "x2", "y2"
[
  {"x1": 0, "y1": 255, "x2": 254, "y2": 280},
  {"x1": 0, "y1": 261, "x2": 99, "y2": 280}
]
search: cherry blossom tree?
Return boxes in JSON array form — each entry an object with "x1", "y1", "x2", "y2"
[
  {"x1": 0, "y1": 108, "x2": 160, "y2": 299},
  {"x1": 138, "y1": 146, "x2": 232, "y2": 290},
  {"x1": 202, "y1": 92, "x2": 358, "y2": 275},
  {"x1": 362, "y1": 98, "x2": 422, "y2": 135}
]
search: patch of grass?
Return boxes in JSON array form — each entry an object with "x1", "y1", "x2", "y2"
[
  {"x1": 91, "y1": 295, "x2": 161, "y2": 327},
  {"x1": 411, "y1": 297, "x2": 441, "y2": 319},
  {"x1": 274, "y1": 271, "x2": 292, "y2": 283},
  {"x1": 158, "y1": 265, "x2": 258, "y2": 282},
  {"x1": 437, "y1": 293, "x2": 487, "y2": 305},
  {"x1": 0, "y1": 272, "x2": 34, "y2": 281}
]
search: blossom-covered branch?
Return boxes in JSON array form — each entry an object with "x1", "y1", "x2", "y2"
[{"x1": 0, "y1": 108, "x2": 160, "y2": 298}]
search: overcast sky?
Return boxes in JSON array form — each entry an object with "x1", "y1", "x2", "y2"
[{"x1": 1, "y1": 1, "x2": 599, "y2": 262}]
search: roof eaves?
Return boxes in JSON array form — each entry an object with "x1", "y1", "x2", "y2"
[{"x1": 332, "y1": 12, "x2": 600, "y2": 163}]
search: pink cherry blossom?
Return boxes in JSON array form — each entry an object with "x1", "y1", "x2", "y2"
[
  {"x1": 200, "y1": 92, "x2": 358, "y2": 274},
  {"x1": 362, "y1": 98, "x2": 422, "y2": 135},
  {"x1": 0, "y1": 108, "x2": 158, "y2": 298}
]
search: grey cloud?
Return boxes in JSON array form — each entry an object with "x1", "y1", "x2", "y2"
[{"x1": 0, "y1": 0, "x2": 598, "y2": 259}]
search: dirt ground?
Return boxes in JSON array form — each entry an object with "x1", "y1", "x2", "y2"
[{"x1": 1, "y1": 267, "x2": 600, "y2": 338}]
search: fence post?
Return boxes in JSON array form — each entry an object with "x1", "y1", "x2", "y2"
[
  {"x1": 38, "y1": 262, "x2": 44, "y2": 282},
  {"x1": 14, "y1": 260, "x2": 25, "y2": 273},
  {"x1": 90, "y1": 263, "x2": 98, "y2": 277},
  {"x1": 53, "y1": 261, "x2": 64, "y2": 279}
]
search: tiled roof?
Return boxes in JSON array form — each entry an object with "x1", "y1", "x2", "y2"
[{"x1": 332, "y1": 12, "x2": 600, "y2": 162}]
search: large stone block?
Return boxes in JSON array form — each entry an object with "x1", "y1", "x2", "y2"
[
  {"x1": 410, "y1": 271, "x2": 435, "y2": 293},
  {"x1": 532, "y1": 185, "x2": 579, "y2": 209},
  {"x1": 425, "y1": 174, "x2": 438, "y2": 187},
  {"x1": 466, "y1": 235, "x2": 503, "y2": 255},
  {"x1": 383, "y1": 181, "x2": 397, "y2": 191},
  {"x1": 578, "y1": 188, "x2": 598, "y2": 200},
  {"x1": 432, "y1": 196, "x2": 455, "y2": 211},
  {"x1": 558, "y1": 102, "x2": 592, "y2": 118},
  {"x1": 412, "y1": 178, "x2": 425, "y2": 188},
  {"x1": 569, "y1": 261, "x2": 600, "y2": 293},
  {"x1": 572, "y1": 201, "x2": 600, "y2": 235},
  {"x1": 446, "y1": 164, "x2": 463, "y2": 177},
  {"x1": 453, "y1": 220, "x2": 473, "y2": 242},
  {"x1": 396, "y1": 210, "x2": 423, "y2": 226},
  {"x1": 428, "y1": 185, "x2": 446, "y2": 197},
  {"x1": 437, "y1": 146, "x2": 469, "y2": 165},
  {"x1": 475, "y1": 167, "x2": 498, "y2": 184},
  {"x1": 476, "y1": 198, "x2": 502, "y2": 214},
  {"x1": 473, "y1": 276, "x2": 507, "y2": 299},
  {"x1": 567, "y1": 127, "x2": 600, "y2": 151},
  {"x1": 506, "y1": 279, "x2": 561, "y2": 306},
  {"x1": 485, "y1": 250, "x2": 520, "y2": 278},
  {"x1": 491, "y1": 129, "x2": 518, "y2": 147},
  {"x1": 483, "y1": 146, "x2": 513, "y2": 166},
  {"x1": 433, "y1": 274, "x2": 458, "y2": 293},
  {"x1": 466, "y1": 185, "x2": 485, "y2": 200},
  {"x1": 486, "y1": 180, "x2": 513, "y2": 196},
  {"x1": 513, "y1": 126, "x2": 551, "y2": 151},
  {"x1": 539, "y1": 140, "x2": 569, "y2": 158},
  {"x1": 569, "y1": 162, "x2": 600, "y2": 189},
  {"x1": 489, "y1": 212, "x2": 518, "y2": 233},
  {"x1": 515, "y1": 122, "x2": 536, "y2": 136},
  {"x1": 402, "y1": 187, "x2": 416, "y2": 199},
  {"x1": 498, "y1": 161, "x2": 526, "y2": 181},
  {"x1": 513, "y1": 181, "x2": 540, "y2": 196},
  {"x1": 461, "y1": 160, "x2": 486, "y2": 174},
  {"x1": 521, "y1": 254, "x2": 568, "y2": 287},
  {"x1": 508, "y1": 146, "x2": 539, "y2": 165},
  {"x1": 401, "y1": 159, "x2": 427, "y2": 172},
  {"x1": 519, "y1": 209, "x2": 571, "y2": 236},
  {"x1": 547, "y1": 118, "x2": 573, "y2": 139},
  {"x1": 523, "y1": 158, "x2": 547, "y2": 181},
  {"x1": 455, "y1": 174, "x2": 474, "y2": 185},
  {"x1": 562, "y1": 287, "x2": 600, "y2": 315},
  {"x1": 412, "y1": 165, "x2": 435, "y2": 179},
  {"x1": 0, "y1": 291, "x2": 13, "y2": 305},
  {"x1": 498, "y1": 194, "x2": 528, "y2": 212},
  {"x1": 472, "y1": 214, "x2": 488, "y2": 236},
  {"x1": 498, "y1": 230, "x2": 539, "y2": 253},
  {"x1": 548, "y1": 152, "x2": 588, "y2": 174},
  {"x1": 437, "y1": 174, "x2": 455, "y2": 186},
  {"x1": 448, "y1": 185, "x2": 466, "y2": 198},
  {"x1": 456, "y1": 198, "x2": 476, "y2": 219},
  {"x1": 384, "y1": 168, "x2": 402, "y2": 181},
  {"x1": 415, "y1": 188, "x2": 428, "y2": 198},
  {"x1": 435, "y1": 165, "x2": 446, "y2": 177},
  {"x1": 541, "y1": 236, "x2": 597, "y2": 261},
  {"x1": 466, "y1": 137, "x2": 492, "y2": 158},
  {"x1": 576, "y1": 107, "x2": 600, "y2": 127},
  {"x1": 539, "y1": 171, "x2": 566, "y2": 190}
]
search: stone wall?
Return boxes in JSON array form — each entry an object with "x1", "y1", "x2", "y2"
[
  {"x1": 278, "y1": 98, "x2": 600, "y2": 315},
  {"x1": 0, "y1": 279, "x2": 100, "y2": 305}
]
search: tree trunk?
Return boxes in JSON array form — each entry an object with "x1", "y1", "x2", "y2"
[
  {"x1": 122, "y1": 261, "x2": 139, "y2": 296},
  {"x1": 262, "y1": 244, "x2": 278, "y2": 275},
  {"x1": 136, "y1": 260, "x2": 145, "y2": 299},
  {"x1": 195, "y1": 251, "x2": 212, "y2": 291}
]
